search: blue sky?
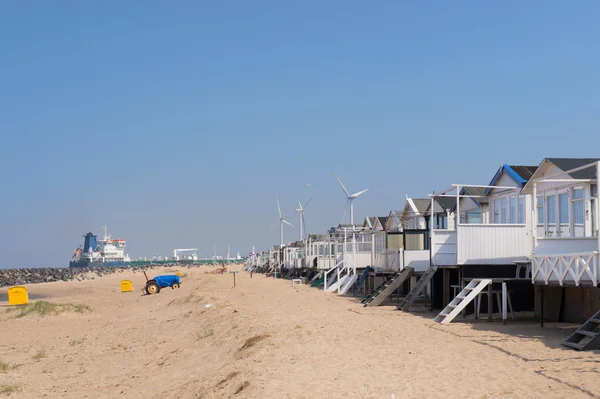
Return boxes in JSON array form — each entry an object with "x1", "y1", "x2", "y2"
[{"x1": 1, "y1": 1, "x2": 599, "y2": 267}]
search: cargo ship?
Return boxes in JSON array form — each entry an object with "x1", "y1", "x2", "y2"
[{"x1": 70, "y1": 226, "x2": 132, "y2": 268}]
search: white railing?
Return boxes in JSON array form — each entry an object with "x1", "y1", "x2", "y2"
[
  {"x1": 432, "y1": 224, "x2": 531, "y2": 265},
  {"x1": 404, "y1": 250, "x2": 430, "y2": 272},
  {"x1": 317, "y1": 257, "x2": 336, "y2": 270},
  {"x1": 432, "y1": 230, "x2": 457, "y2": 266},
  {"x1": 532, "y1": 251, "x2": 599, "y2": 286},
  {"x1": 374, "y1": 249, "x2": 403, "y2": 272}
]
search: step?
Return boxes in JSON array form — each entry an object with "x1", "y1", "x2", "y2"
[
  {"x1": 364, "y1": 267, "x2": 414, "y2": 308},
  {"x1": 434, "y1": 279, "x2": 492, "y2": 324},
  {"x1": 575, "y1": 329, "x2": 600, "y2": 338},
  {"x1": 352, "y1": 266, "x2": 372, "y2": 298},
  {"x1": 562, "y1": 342, "x2": 585, "y2": 351},
  {"x1": 562, "y1": 309, "x2": 600, "y2": 351},
  {"x1": 457, "y1": 295, "x2": 467, "y2": 300},
  {"x1": 397, "y1": 265, "x2": 438, "y2": 312}
]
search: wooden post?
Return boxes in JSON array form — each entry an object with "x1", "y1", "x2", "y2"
[
  {"x1": 443, "y1": 268, "x2": 450, "y2": 307},
  {"x1": 233, "y1": 272, "x2": 236, "y2": 287},
  {"x1": 488, "y1": 282, "x2": 493, "y2": 322},
  {"x1": 461, "y1": 274, "x2": 466, "y2": 318},
  {"x1": 597, "y1": 162, "x2": 600, "y2": 255},
  {"x1": 429, "y1": 277, "x2": 434, "y2": 311},
  {"x1": 540, "y1": 285, "x2": 544, "y2": 328},
  {"x1": 502, "y1": 283, "x2": 507, "y2": 325}
]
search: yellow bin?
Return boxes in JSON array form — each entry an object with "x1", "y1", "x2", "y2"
[
  {"x1": 120, "y1": 280, "x2": 133, "y2": 293},
  {"x1": 174, "y1": 271, "x2": 182, "y2": 277},
  {"x1": 8, "y1": 286, "x2": 29, "y2": 305}
]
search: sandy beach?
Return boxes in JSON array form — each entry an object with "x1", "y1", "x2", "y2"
[{"x1": 0, "y1": 266, "x2": 598, "y2": 399}]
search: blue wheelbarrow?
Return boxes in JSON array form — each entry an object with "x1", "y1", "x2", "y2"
[{"x1": 143, "y1": 271, "x2": 181, "y2": 295}]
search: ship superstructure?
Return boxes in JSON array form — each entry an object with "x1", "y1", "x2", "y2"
[{"x1": 70, "y1": 226, "x2": 131, "y2": 268}]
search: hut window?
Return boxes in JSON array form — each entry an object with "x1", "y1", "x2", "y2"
[
  {"x1": 572, "y1": 187, "x2": 585, "y2": 237},
  {"x1": 518, "y1": 196, "x2": 526, "y2": 224},
  {"x1": 537, "y1": 195, "x2": 545, "y2": 225},
  {"x1": 493, "y1": 199, "x2": 501, "y2": 223}
]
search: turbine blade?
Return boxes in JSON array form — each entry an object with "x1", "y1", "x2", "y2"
[
  {"x1": 282, "y1": 219, "x2": 294, "y2": 227},
  {"x1": 351, "y1": 188, "x2": 369, "y2": 198},
  {"x1": 268, "y1": 220, "x2": 278, "y2": 232},
  {"x1": 333, "y1": 172, "x2": 350, "y2": 197},
  {"x1": 298, "y1": 200, "x2": 303, "y2": 210},
  {"x1": 304, "y1": 198, "x2": 312, "y2": 209},
  {"x1": 341, "y1": 202, "x2": 347, "y2": 225},
  {"x1": 276, "y1": 195, "x2": 282, "y2": 218}
]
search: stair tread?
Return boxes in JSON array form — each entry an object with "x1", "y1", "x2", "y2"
[
  {"x1": 575, "y1": 330, "x2": 599, "y2": 338},
  {"x1": 562, "y1": 342, "x2": 585, "y2": 350}
]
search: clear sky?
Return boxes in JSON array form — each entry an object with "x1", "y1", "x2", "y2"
[{"x1": 1, "y1": 1, "x2": 599, "y2": 267}]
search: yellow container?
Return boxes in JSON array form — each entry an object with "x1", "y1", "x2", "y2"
[
  {"x1": 120, "y1": 280, "x2": 133, "y2": 293},
  {"x1": 8, "y1": 286, "x2": 29, "y2": 305},
  {"x1": 175, "y1": 271, "x2": 182, "y2": 277}
]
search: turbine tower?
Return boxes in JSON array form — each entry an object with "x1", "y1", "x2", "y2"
[
  {"x1": 333, "y1": 172, "x2": 369, "y2": 226},
  {"x1": 269, "y1": 195, "x2": 294, "y2": 246},
  {"x1": 295, "y1": 198, "x2": 312, "y2": 241}
]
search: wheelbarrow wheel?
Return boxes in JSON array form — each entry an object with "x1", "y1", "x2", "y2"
[
  {"x1": 145, "y1": 281, "x2": 160, "y2": 295},
  {"x1": 171, "y1": 283, "x2": 180, "y2": 289}
]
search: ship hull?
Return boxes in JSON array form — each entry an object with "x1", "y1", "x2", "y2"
[{"x1": 69, "y1": 260, "x2": 132, "y2": 268}]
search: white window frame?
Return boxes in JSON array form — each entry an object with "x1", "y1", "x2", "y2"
[
  {"x1": 537, "y1": 195, "x2": 544, "y2": 225},
  {"x1": 491, "y1": 192, "x2": 526, "y2": 224},
  {"x1": 591, "y1": 184, "x2": 597, "y2": 238},
  {"x1": 538, "y1": 185, "x2": 590, "y2": 238},
  {"x1": 572, "y1": 187, "x2": 585, "y2": 237}
]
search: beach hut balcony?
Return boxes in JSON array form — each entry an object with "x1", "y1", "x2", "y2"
[{"x1": 432, "y1": 224, "x2": 532, "y2": 266}]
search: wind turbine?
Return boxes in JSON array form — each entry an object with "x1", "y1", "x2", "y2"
[
  {"x1": 295, "y1": 198, "x2": 312, "y2": 240},
  {"x1": 269, "y1": 195, "x2": 294, "y2": 246},
  {"x1": 333, "y1": 172, "x2": 369, "y2": 226}
]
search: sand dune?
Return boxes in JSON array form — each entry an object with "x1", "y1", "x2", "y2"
[{"x1": 0, "y1": 266, "x2": 598, "y2": 399}]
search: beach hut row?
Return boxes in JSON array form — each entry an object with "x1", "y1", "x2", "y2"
[{"x1": 245, "y1": 158, "x2": 600, "y2": 350}]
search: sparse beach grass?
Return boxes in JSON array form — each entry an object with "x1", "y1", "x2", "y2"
[
  {"x1": 32, "y1": 349, "x2": 47, "y2": 360},
  {"x1": 0, "y1": 360, "x2": 18, "y2": 373},
  {"x1": 6, "y1": 301, "x2": 91, "y2": 318},
  {"x1": 194, "y1": 326, "x2": 214, "y2": 340},
  {"x1": 0, "y1": 384, "x2": 21, "y2": 394}
]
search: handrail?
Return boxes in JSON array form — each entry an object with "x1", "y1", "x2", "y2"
[
  {"x1": 533, "y1": 251, "x2": 598, "y2": 257},
  {"x1": 324, "y1": 260, "x2": 344, "y2": 290}
]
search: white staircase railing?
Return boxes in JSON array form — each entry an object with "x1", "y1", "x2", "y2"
[
  {"x1": 326, "y1": 267, "x2": 350, "y2": 292},
  {"x1": 323, "y1": 260, "x2": 344, "y2": 290}
]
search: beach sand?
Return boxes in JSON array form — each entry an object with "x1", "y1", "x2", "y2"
[{"x1": 0, "y1": 266, "x2": 598, "y2": 399}]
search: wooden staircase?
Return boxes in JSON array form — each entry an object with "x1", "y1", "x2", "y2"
[
  {"x1": 397, "y1": 265, "x2": 438, "y2": 312},
  {"x1": 339, "y1": 272, "x2": 358, "y2": 295},
  {"x1": 326, "y1": 269, "x2": 349, "y2": 292},
  {"x1": 352, "y1": 266, "x2": 372, "y2": 298},
  {"x1": 284, "y1": 267, "x2": 295, "y2": 279},
  {"x1": 434, "y1": 279, "x2": 492, "y2": 324},
  {"x1": 563, "y1": 310, "x2": 600, "y2": 351},
  {"x1": 362, "y1": 267, "x2": 414, "y2": 308},
  {"x1": 308, "y1": 270, "x2": 323, "y2": 286}
]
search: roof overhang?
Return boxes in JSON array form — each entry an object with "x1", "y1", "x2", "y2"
[{"x1": 522, "y1": 160, "x2": 600, "y2": 195}]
